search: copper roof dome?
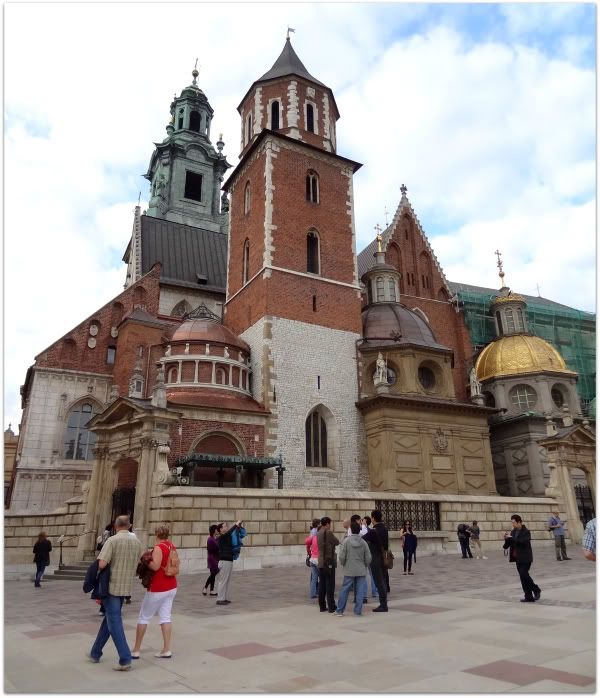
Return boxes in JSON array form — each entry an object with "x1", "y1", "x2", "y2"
[
  {"x1": 171, "y1": 319, "x2": 249, "y2": 352},
  {"x1": 361, "y1": 303, "x2": 450, "y2": 350}
]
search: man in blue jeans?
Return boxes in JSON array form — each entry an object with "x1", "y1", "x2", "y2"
[
  {"x1": 334, "y1": 521, "x2": 372, "y2": 616},
  {"x1": 88, "y1": 515, "x2": 142, "y2": 670}
]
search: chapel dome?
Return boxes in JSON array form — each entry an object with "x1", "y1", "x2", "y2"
[
  {"x1": 171, "y1": 319, "x2": 249, "y2": 352},
  {"x1": 475, "y1": 334, "x2": 575, "y2": 382},
  {"x1": 361, "y1": 302, "x2": 449, "y2": 350}
]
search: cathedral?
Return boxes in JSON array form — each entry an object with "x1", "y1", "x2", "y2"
[{"x1": 7, "y1": 39, "x2": 595, "y2": 553}]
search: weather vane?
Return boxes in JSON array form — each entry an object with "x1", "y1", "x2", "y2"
[
  {"x1": 287, "y1": 27, "x2": 296, "y2": 39},
  {"x1": 495, "y1": 249, "x2": 506, "y2": 287},
  {"x1": 192, "y1": 58, "x2": 199, "y2": 86}
]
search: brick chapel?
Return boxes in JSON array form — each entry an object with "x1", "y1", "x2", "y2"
[{"x1": 9, "y1": 39, "x2": 589, "y2": 538}]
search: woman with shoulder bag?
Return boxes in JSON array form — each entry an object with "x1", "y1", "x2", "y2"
[
  {"x1": 305, "y1": 519, "x2": 320, "y2": 600},
  {"x1": 316, "y1": 517, "x2": 339, "y2": 613},
  {"x1": 131, "y1": 524, "x2": 178, "y2": 659}
]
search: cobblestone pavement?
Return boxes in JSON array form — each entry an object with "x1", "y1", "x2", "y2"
[{"x1": 4, "y1": 547, "x2": 595, "y2": 693}]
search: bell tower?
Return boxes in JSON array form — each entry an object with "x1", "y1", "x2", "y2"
[
  {"x1": 223, "y1": 37, "x2": 367, "y2": 490},
  {"x1": 145, "y1": 63, "x2": 231, "y2": 230}
]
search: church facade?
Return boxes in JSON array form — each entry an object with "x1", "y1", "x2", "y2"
[{"x1": 7, "y1": 40, "x2": 593, "y2": 550}]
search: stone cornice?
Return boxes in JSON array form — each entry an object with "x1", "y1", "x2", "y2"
[{"x1": 356, "y1": 393, "x2": 499, "y2": 416}]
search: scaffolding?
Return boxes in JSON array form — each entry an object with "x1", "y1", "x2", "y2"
[{"x1": 450, "y1": 283, "x2": 596, "y2": 409}]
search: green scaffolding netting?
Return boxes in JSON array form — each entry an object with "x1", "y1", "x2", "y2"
[{"x1": 454, "y1": 288, "x2": 596, "y2": 406}]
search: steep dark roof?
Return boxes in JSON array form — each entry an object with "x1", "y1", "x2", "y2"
[
  {"x1": 258, "y1": 38, "x2": 326, "y2": 87},
  {"x1": 357, "y1": 239, "x2": 378, "y2": 280},
  {"x1": 141, "y1": 215, "x2": 227, "y2": 292}
]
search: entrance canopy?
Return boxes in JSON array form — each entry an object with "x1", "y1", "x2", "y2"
[{"x1": 174, "y1": 453, "x2": 284, "y2": 488}]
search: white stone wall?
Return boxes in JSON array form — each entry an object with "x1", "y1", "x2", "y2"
[
  {"x1": 10, "y1": 369, "x2": 111, "y2": 513},
  {"x1": 242, "y1": 317, "x2": 368, "y2": 490},
  {"x1": 158, "y1": 287, "x2": 224, "y2": 318}
]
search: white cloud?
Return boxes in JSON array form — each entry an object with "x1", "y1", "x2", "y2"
[{"x1": 4, "y1": 4, "x2": 595, "y2": 431}]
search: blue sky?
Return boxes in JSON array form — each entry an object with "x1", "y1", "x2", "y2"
[{"x1": 4, "y1": 2, "x2": 597, "y2": 431}]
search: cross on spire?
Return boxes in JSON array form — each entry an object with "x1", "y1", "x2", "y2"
[
  {"x1": 192, "y1": 58, "x2": 199, "y2": 86},
  {"x1": 495, "y1": 249, "x2": 506, "y2": 287},
  {"x1": 384, "y1": 206, "x2": 389, "y2": 226},
  {"x1": 400, "y1": 183, "x2": 407, "y2": 196},
  {"x1": 375, "y1": 223, "x2": 383, "y2": 253}
]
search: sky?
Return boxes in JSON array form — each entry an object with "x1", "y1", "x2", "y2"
[{"x1": 4, "y1": 2, "x2": 596, "y2": 431}]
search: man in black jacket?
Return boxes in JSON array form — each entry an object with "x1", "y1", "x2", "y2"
[
  {"x1": 372, "y1": 510, "x2": 391, "y2": 594},
  {"x1": 503, "y1": 514, "x2": 541, "y2": 603},
  {"x1": 216, "y1": 520, "x2": 242, "y2": 606},
  {"x1": 363, "y1": 512, "x2": 388, "y2": 612}
]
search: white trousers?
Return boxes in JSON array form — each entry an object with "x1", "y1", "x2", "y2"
[
  {"x1": 137, "y1": 588, "x2": 177, "y2": 625},
  {"x1": 217, "y1": 560, "x2": 234, "y2": 601}
]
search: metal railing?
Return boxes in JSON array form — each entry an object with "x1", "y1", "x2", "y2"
[
  {"x1": 58, "y1": 530, "x2": 94, "y2": 569},
  {"x1": 374, "y1": 500, "x2": 441, "y2": 531}
]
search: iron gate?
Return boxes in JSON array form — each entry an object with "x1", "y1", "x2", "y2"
[
  {"x1": 111, "y1": 487, "x2": 136, "y2": 525},
  {"x1": 574, "y1": 485, "x2": 595, "y2": 526},
  {"x1": 374, "y1": 500, "x2": 440, "y2": 531}
]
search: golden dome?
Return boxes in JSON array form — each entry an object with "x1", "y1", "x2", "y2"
[{"x1": 475, "y1": 335, "x2": 576, "y2": 382}]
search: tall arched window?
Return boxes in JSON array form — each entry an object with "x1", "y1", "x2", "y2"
[
  {"x1": 387, "y1": 277, "x2": 396, "y2": 302},
  {"x1": 376, "y1": 277, "x2": 385, "y2": 301},
  {"x1": 243, "y1": 239, "x2": 250, "y2": 284},
  {"x1": 167, "y1": 367, "x2": 178, "y2": 384},
  {"x1": 306, "y1": 408, "x2": 327, "y2": 467},
  {"x1": 306, "y1": 170, "x2": 319, "y2": 203},
  {"x1": 63, "y1": 402, "x2": 98, "y2": 461},
  {"x1": 216, "y1": 367, "x2": 227, "y2": 385},
  {"x1": 307, "y1": 230, "x2": 320, "y2": 274},
  {"x1": 271, "y1": 100, "x2": 280, "y2": 130},
  {"x1": 244, "y1": 182, "x2": 251, "y2": 215},
  {"x1": 246, "y1": 113, "x2": 252, "y2": 144},
  {"x1": 306, "y1": 103, "x2": 315, "y2": 132},
  {"x1": 517, "y1": 308, "x2": 525, "y2": 331},
  {"x1": 189, "y1": 110, "x2": 201, "y2": 132},
  {"x1": 505, "y1": 308, "x2": 516, "y2": 333}
]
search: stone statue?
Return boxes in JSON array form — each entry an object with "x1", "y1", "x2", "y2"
[
  {"x1": 221, "y1": 191, "x2": 230, "y2": 213},
  {"x1": 374, "y1": 352, "x2": 387, "y2": 386},
  {"x1": 469, "y1": 368, "x2": 482, "y2": 397},
  {"x1": 155, "y1": 174, "x2": 168, "y2": 199},
  {"x1": 184, "y1": 342, "x2": 190, "y2": 355},
  {"x1": 224, "y1": 346, "x2": 229, "y2": 359},
  {"x1": 165, "y1": 344, "x2": 171, "y2": 357}
]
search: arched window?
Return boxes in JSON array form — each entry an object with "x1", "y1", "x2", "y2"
[
  {"x1": 167, "y1": 367, "x2": 178, "y2": 384},
  {"x1": 189, "y1": 110, "x2": 201, "y2": 132},
  {"x1": 306, "y1": 408, "x2": 327, "y2": 467},
  {"x1": 376, "y1": 277, "x2": 385, "y2": 301},
  {"x1": 387, "y1": 278, "x2": 396, "y2": 302},
  {"x1": 271, "y1": 100, "x2": 280, "y2": 130},
  {"x1": 216, "y1": 367, "x2": 227, "y2": 385},
  {"x1": 244, "y1": 182, "x2": 251, "y2": 215},
  {"x1": 106, "y1": 346, "x2": 116, "y2": 365},
  {"x1": 243, "y1": 239, "x2": 250, "y2": 285},
  {"x1": 505, "y1": 308, "x2": 516, "y2": 333},
  {"x1": 306, "y1": 170, "x2": 319, "y2": 203},
  {"x1": 307, "y1": 230, "x2": 320, "y2": 274},
  {"x1": 516, "y1": 307, "x2": 525, "y2": 331},
  {"x1": 551, "y1": 385, "x2": 566, "y2": 408},
  {"x1": 63, "y1": 402, "x2": 98, "y2": 461},
  {"x1": 178, "y1": 108, "x2": 184, "y2": 130},
  {"x1": 246, "y1": 113, "x2": 252, "y2": 144},
  {"x1": 306, "y1": 103, "x2": 315, "y2": 133},
  {"x1": 510, "y1": 384, "x2": 537, "y2": 410},
  {"x1": 171, "y1": 300, "x2": 192, "y2": 317}
]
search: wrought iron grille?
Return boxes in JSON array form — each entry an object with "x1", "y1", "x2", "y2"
[
  {"x1": 374, "y1": 500, "x2": 441, "y2": 531},
  {"x1": 574, "y1": 485, "x2": 595, "y2": 526}
]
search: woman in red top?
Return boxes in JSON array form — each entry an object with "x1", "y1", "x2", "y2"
[{"x1": 131, "y1": 524, "x2": 177, "y2": 659}]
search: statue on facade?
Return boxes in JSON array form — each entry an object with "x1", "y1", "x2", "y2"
[
  {"x1": 221, "y1": 191, "x2": 230, "y2": 213},
  {"x1": 469, "y1": 368, "x2": 482, "y2": 397},
  {"x1": 155, "y1": 174, "x2": 168, "y2": 199},
  {"x1": 374, "y1": 352, "x2": 387, "y2": 386}
]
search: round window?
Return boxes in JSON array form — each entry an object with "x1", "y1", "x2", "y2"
[
  {"x1": 510, "y1": 384, "x2": 537, "y2": 410},
  {"x1": 551, "y1": 387, "x2": 564, "y2": 408},
  {"x1": 418, "y1": 366, "x2": 436, "y2": 390}
]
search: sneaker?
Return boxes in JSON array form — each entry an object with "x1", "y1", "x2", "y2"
[
  {"x1": 372, "y1": 607, "x2": 388, "y2": 612},
  {"x1": 113, "y1": 664, "x2": 132, "y2": 671},
  {"x1": 408, "y1": 572, "x2": 414, "y2": 575},
  {"x1": 222, "y1": 600, "x2": 232, "y2": 604},
  {"x1": 563, "y1": 557, "x2": 571, "y2": 560},
  {"x1": 333, "y1": 611, "x2": 344, "y2": 617},
  {"x1": 209, "y1": 592, "x2": 218, "y2": 596},
  {"x1": 86, "y1": 653, "x2": 100, "y2": 664},
  {"x1": 533, "y1": 589, "x2": 541, "y2": 600},
  {"x1": 520, "y1": 597, "x2": 536, "y2": 603},
  {"x1": 155, "y1": 651, "x2": 172, "y2": 658},
  {"x1": 131, "y1": 652, "x2": 140, "y2": 659},
  {"x1": 482, "y1": 556, "x2": 488, "y2": 560},
  {"x1": 216, "y1": 600, "x2": 228, "y2": 606},
  {"x1": 403, "y1": 572, "x2": 407, "y2": 575},
  {"x1": 202, "y1": 590, "x2": 207, "y2": 596}
]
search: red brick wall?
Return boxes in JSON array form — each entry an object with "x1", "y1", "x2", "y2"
[
  {"x1": 382, "y1": 213, "x2": 473, "y2": 400},
  {"x1": 116, "y1": 458, "x2": 138, "y2": 488},
  {"x1": 113, "y1": 322, "x2": 165, "y2": 397},
  {"x1": 34, "y1": 265, "x2": 162, "y2": 380},
  {"x1": 239, "y1": 77, "x2": 337, "y2": 158},
  {"x1": 168, "y1": 419, "x2": 265, "y2": 465}
]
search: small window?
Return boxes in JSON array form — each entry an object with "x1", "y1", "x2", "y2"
[
  {"x1": 189, "y1": 110, "x2": 201, "y2": 132},
  {"x1": 167, "y1": 367, "x2": 178, "y2": 383},
  {"x1": 376, "y1": 277, "x2": 385, "y2": 301},
  {"x1": 306, "y1": 171, "x2": 319, "y2": 203},
  {"x1": 505, "y1": 308, "x2": 516, "y2": 333},
  {"x1": 306, "y1": 408, "x2": 327, "y2": 467},
  {"x1": 307, "y1": 231, "x2": 320, "y2": 274},
  {"x1": 178, "y1": 117, "x2": 184, "y2": 129},
  {"x1": 516, "y1": 307, "x2": 525, "y2": 331},
  {"x1": 306, "y1": 103, "x2": 315, "y2": 132},
  {"x1": 184, "y1": 171, "x2": 203, "y2": 201},
  {"x1": 271, "y1": 101, "x2": 280, "y2": 130},
  {"x1": 418, "y1": 366, "x2": 436, "y2": 390},
  {"x1": 312, "y1": 295, "x2": 317, "y2": 312},
  {"x1": 495, "y1": 311, "x2": 503, "y2": 335},
  {"x1": 246, "y1": 113, "x2": 252, "y2": 144},
  {"x1": 63, "y1": 402, "x2": 98, "y2": 461},
  {"x1": 510, "y1": 384, "x2": 537, "y2": 410},
  {"x1": 244, "y1": 182, "x2": 251, "y2": 215},
  {"x1": 106, "y1": 346, "x2": 116, "y2": 365},
  {"x1": 387, "y1": 278, "x2": 396, "y2": 302},
  {"x1": 551, "y1": 387, "x2": 565, "y2": 408},
  {"x1": 243, "y1": 239, "x2": 250, "y2": 285},
  {"x1": 216, "y1": 367, "x2": 227, "y2": 385}
]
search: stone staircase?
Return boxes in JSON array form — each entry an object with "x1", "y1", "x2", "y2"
[{"x1": 47, "y1": 553, "x2": 96, "y2": 581}]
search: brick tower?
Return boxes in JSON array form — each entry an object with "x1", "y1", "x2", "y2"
[{"x1": 223, "y1": 37, "x2": 367, "y2": 489}]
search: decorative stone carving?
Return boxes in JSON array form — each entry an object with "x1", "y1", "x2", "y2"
[
  {"x1": 165, "y1": 344, "x2": 171, "y2": 357},
  {"x1": 373, "y1": 353, "x2": 387, "y2": 386},
  {"x1": 469, "y1": 368, "x2": 482, "y2": 397},
  {"x1": 89, "y1": 324, "x2": 99, "y2": 337},
  {"x1": 224, "y1": 346, "x2": 230, "y2": 359},
  {"x1": 184, "y1": 342, "x2": 190, "y2": 355},
  {"x1": 88, "y1": 337, "x2": 97, "y2": 349},
  {"x1": 433, "y1": 428, "x2": 449, "y2": 453},
  {"x1": 111, "y1": 326, "x2": 119, "y2": 338}
]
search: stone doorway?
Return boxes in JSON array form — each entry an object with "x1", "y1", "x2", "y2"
[{"x1": 111, "y1": 487, "x2": 136, "y2": 525}]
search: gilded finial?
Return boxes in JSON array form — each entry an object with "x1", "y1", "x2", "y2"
[
  {"x1": 192, "y1": 58, "x2": 199, "y2": 86},
  {"x1": 495, "y1": 249, "x2": 506, "y2": 288},
  {"x1": 375, "y1": 223, "x2": 383, "y2": 253}
]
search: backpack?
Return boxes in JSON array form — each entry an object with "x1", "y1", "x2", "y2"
[{"x1": 162, "y1": 542, "x2": 180, "y2": 577}]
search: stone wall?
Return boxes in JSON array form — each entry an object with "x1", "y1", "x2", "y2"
[{"x1": 4, "y1": 488, "x2": 563, "y2": 576}]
